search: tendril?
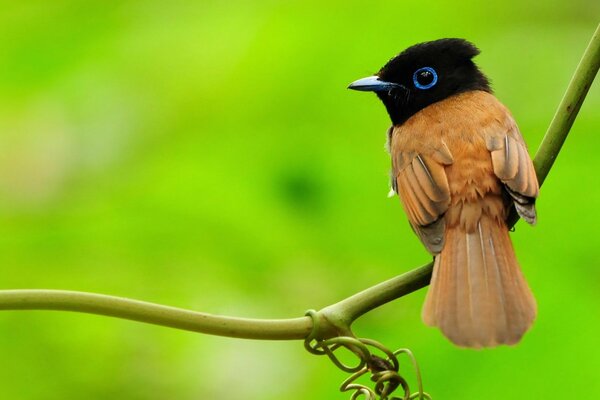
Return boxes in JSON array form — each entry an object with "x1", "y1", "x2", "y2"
[{"x1": 304, "y1": 310, "x2": 431, "y2": 400}]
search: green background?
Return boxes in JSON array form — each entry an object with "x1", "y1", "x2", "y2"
[{"x1": 0, "y1": 1, "x2": 598, "y2": 399}]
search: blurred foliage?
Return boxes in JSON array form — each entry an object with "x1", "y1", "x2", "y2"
[{"x1": 0, "y1": 1, "x2": 599, "y2": 399}]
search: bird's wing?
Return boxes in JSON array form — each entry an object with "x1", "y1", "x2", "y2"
[
  {"x1": 484, "y1": 120, "x2": 539, "y2": 224},
  {"x1": 392, "y1": 145, "x2": 453, "y2": 254}
]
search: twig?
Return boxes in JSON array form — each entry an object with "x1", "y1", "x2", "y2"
[
  {"x1": 533, "y1": 23, "x2": 600, "y2": 186},
  {"x1": 507, "y1": 23, "x2": 600, "y2": 227},
  {"x1": 0, "y1": 290, "x2": 312, "y2": 340},
  {"x1": 0, "y1": 264, "x2": 431, "y2": 340}
]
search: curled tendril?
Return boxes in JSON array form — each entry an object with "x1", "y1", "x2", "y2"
[{"x1": 304, "y1": 310, "x2": 432, "y2": 400}]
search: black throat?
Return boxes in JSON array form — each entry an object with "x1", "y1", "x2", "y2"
[
  {"x1": 371, "y1": 39, "x2": 493, "y2": 126},
  {"x1": 377, "y1": 60, "x2": 491, "y2": 126}
]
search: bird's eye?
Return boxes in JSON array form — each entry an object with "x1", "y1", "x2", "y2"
[{"x1": 413, "y1": 67, "x2": 438, "y2": 90}]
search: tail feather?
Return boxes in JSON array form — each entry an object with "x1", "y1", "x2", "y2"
[{"x1": 422, "y1": 214, "x2": 536, "y2": 348}]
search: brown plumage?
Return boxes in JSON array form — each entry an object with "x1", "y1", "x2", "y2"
[
  {"x1": 391, "y1": 91, "x2": 538, "y2": 347},
  {"x1": 349, "y1": 39, "x2": 539, "y2": 347}
]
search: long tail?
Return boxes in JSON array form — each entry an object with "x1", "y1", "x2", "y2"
[{"x1": 422, "y1": 214, "x2": 536, "y2": 348}]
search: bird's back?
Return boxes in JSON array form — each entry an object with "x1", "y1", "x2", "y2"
[{"x1": 391, "y1": 90, "x2": 538, "y2": 347}]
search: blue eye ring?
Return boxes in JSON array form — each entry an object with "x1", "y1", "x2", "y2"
[{"x1": 413, "y1": 67, "x2": 438, "y2": 90}]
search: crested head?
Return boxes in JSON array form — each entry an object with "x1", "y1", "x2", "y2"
[{"x1": 349, "y1": 38, "x2": 491, "y2": 125}]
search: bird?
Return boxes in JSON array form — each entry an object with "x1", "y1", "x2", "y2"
[{"x1": 348, "y1": 39, "x2": 539, "y2": 348}]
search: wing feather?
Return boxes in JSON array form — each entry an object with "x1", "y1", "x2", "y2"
[
  {"x1": 404, "y1": 164, "x2": 441, "y2": 217},
  {"x1": 485, "y1": 123, "x2": 539, "y2": 224},
  {"x1": 411, "y1": 155, "x2": 450, "y2": 202},
  {"x1": 490, "y1": 136, "x2": 519, "y2": 181},
  {"x1": 397, "y1": 172, "x2": 433, "y2": 225},
  {"x1": 393, "y1": 151, "x2": 452, "y2": 253}
]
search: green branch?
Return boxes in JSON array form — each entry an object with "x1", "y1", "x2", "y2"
[
  {"x1": 0, "y1": 290, "x2": 312, "y2": 340},
  {"x1": 0, "y1": 23, "x2": 598, "y2": 341},
  {"x1": 507, "y1": 23, "x2": 600, "y2": 227},
  {"x1": 0, "y1": 265, "x2": 432, "y2": 340},
  {"x1": 533, "y1": 23, "x2": 600, "y2": 186},
  {"x1": 318, "y1": 263, "x2": 433, "y2": 333}
]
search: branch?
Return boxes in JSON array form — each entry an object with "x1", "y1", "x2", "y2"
[
  {"x1": 318, "y1": 263, "x2": 433, "y2": 332},
  {"x1": 507, "y1": 23, "x2": 600, "y2": 227},
  {"x1": 533, "y1": 23, "x2": 600, "y2": 186},
  {"x1": 0, "y1": 24, "x2": 598, "y2": 340},
  {"x1": 0, "y1": 290, "x2": 312, "y2": 340},
  {"x1": 0, "y1": 265, "x2": 432, "y2": 340}
]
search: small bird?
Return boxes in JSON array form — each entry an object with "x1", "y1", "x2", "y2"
[{"x1": 349, "y1": 39, "x2": 538, "y2": 348}]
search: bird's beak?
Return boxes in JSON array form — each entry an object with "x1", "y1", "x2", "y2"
[{"x1": 347, "y1": 76, "x2": 403, "y2": 92}]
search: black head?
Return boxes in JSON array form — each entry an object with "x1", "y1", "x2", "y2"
[{"x1": 349, "y1": 39, "x2": 491, "y2": 125}]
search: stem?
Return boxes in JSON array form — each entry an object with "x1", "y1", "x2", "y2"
[
  {"x1": 320, "y1": 263, "x2": 433, "y2": 326},
  {"x1": 507, "y1": 23, "x2": 600, "y2": 227},
  {"x1": 533, "y1": 23, "x2": 600, "y2": 186},
  {"x1": 0, "y1": 264, "x2": 432, "y2": 340},
  {"x1": 0, "y1": 24, "x2": 597, "y2": 340},
  {"x1": 0, "y1": 290, "x2": 311, "y2": 340}
]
